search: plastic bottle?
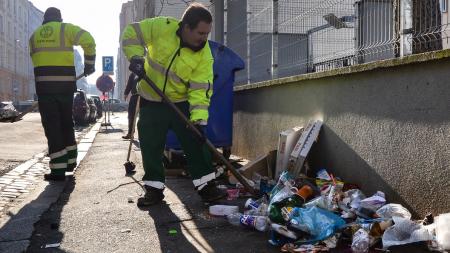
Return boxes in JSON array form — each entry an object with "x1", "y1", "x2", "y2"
[
  {"x1": 240, "y1": 214, "x2": 268, "y2": 232},
  {"x1": 227, "y1": 212, "x2": 242, "y2": 226},
  {"x1": 245, "y1": 198, "x2": 261, "y2": 210},
  {"x1": 351, "y1": 228, "x2": 369, "y2": 253},
  {"x1": 209, "y1": 205, "x2": 239, "y2": 216},
  {"x1": 268, "y1": 203, "x2": 285, "y2": 224}
]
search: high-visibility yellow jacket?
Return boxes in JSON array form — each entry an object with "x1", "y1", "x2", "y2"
[
  {"x1": 29, "y1": 21, "x2": 96, "y2": 94},
  {"x1": 121, "y1": 17, "x2": 213, "y2": 123}
]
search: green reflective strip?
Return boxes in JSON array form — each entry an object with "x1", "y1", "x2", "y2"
[
  {"x1": 66, "y1": 145, "x2": 77, "y2": 151},
  {"x1": 131, "y1": 23, "x2": 145, "y2": 47},
  {"x1": 73, "y1": 29, "x2": 86, "y2": 45},
  {"x1": 36, "y1": 76, "x2": 76, "y2": 82},
  {"x1": 189, "y1": 81, "x2": 209, "y2": 90},
  {"x1": 50, "y1": 163, "x2": 67, "y2": 169},
  {"x1": 49, "y1": 149, "x2": 67, "y2": 159},
  {"x1": 85, "y1": 59, "x2": 95, "y2": 64},
  {"x1": 137, "y1": 89, "x2": 188, "y2": 103},
  {"x1": 190, "y1": 104, "x2": 208, "y2": 111},
  {"x1": 147, "y1": 57, "x2": 184, "y2": 84},
  {"x1": 60, "y1": 23, "x2": 66, "y2": 48},
  {"x1": 67, "y1": 158, "x2": 77, "y2": 164},
  {"x1": 122, "y1": 38, "x2": 141, "y2": 47}
]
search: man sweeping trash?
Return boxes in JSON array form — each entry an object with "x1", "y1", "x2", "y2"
[
  {"x1": 121, "y1": 3, "x2": 227, "y2": 206},
  {"x1": 29, "y1": 7, "x2": 96, "y2": 180}
]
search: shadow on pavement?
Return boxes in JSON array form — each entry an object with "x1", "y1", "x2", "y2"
[
  {"x1": 135, "y1": 176, "x2": 279, "y2": 253},
  {"x1": 24, "y1": 177, "x2": 77, "y2": 252}
]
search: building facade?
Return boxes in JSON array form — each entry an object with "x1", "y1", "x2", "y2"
[
  {"x1": 27, "y1": 1, "x2": 43, "y2": 100},
  {"x1": 117, "y1": 1, "x2": 135, "y2": 101},
  {"x1": 0, "y1": 0, "x2": 43, "y2": 102}
]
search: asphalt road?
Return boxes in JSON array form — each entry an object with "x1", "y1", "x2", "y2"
[
  {"x1": 0, "y1": 112, "x2": 91, "y2": 176},
  {"x1": 0, "y1": 113, "x2": 47, "y2": 176}
]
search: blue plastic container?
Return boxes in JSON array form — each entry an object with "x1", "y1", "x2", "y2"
[{"x1": 165, "y1": 40, "x2": 245, "y2": 150}]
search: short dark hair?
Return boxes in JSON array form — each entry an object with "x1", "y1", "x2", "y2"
[{"x1": 180, "y1": 3, "x2": 212, "y2": 30}]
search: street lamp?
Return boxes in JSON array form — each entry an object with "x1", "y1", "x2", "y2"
[{"x1": 306, "y1": 14, "x2": 355, "y2": 72}]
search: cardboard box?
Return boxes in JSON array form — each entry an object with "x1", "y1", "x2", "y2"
[
  {"x1": 275, "y1": 126, "x2": 303, "y2": 179},
  {"x1": 228, "y1": 150, "x2": 277, "y2": 184},
  {"x1": 288, "y1": 120, "x2": 323, "y2": 176}
]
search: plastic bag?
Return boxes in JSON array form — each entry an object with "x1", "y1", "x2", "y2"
[
  {"x1": 360, "y1": 191, "x2": 386, "y2": 212},
  {"x1": 435, "y1": 213, "x2": 450, "y2": 250},
  {"x1": 268, "y1": 171, "x2": 294, "y2": 205},
  {"x1": 382, "y1": 216, "x2": 433, "y2": 249},
  {"x1": 304, "y1": 196, "x2": 328, "y2": 210},
  {"x1": 288, "y1": 206, "x2": 346, "y2": 244},
  {"x1": 375, "y1": 204, "x2": 412, "y2": 220}
]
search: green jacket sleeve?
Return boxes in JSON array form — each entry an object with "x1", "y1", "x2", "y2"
[
  {"x1": 121, "y1": 18, "x2": 156, "y2": 60},
  {"x1": 65, "y1": 23, "x2": 96, "y2": 62},
  {"x1": 188, "y1": 49, "x2": 214, "y2": 123}
]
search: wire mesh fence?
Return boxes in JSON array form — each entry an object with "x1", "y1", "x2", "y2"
[{"x1": 225, "y1": 0, "x2": 450, "y2": 85}]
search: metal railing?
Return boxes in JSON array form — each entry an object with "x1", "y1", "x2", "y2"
[{"x1": 225, "y1": 0, "x2": 450, "y2": 85}]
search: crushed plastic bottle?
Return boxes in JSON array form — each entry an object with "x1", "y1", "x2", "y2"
[
  {"x1": 351, "y1": 228, "x2": 369, "y2": 253},
  {"x1": 244, "y1": 197, "x2": 268, "y2": 216},
  {"x1": 227, "y1": 212, "x2": 242, "y2": 226},
  {"x1": 240, "y1": 214, "x2": 268, "y2": 232},
  {"x1": 209, "y1": 205, "x2": 239, "y2": 216}
]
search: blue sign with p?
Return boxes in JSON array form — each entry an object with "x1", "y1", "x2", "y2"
[{"x1": 102, "y1": 56, "x2": 114, "y2": 74}]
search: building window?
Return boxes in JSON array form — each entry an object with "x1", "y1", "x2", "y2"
[
  {"x1": 442, "y1": 0, "x2": 448, "y2": 12},
  {"x1": 0, "y1": 15, "x2": 3, "y2": 33}
]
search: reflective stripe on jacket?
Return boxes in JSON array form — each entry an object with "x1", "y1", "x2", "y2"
[
  {"x1": 29, "y1": 21, "x2": 96, "y2": 94},
  {"x1": 121, "y1": 17, "x2": 213, "y2": 123}
]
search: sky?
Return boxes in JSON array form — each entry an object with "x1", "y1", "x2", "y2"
[{"x1": 30, "y1": 0, "x2": 130, "y2": 83}]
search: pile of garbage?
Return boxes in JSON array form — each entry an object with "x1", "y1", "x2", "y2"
[
  {"x1": 0, "y1": 101, "x2": 19, "y2": 121},
  {"x1": 211, "y1": 169, "x2": 449, "y2": 252}
]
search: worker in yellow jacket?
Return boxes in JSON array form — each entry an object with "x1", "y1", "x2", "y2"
[
  {"x1": 29, "y1": 7, "x2": 96, "y2": 180},
  {"x1": 121, "y1": 3, "x2": 226, "y2": 206}
]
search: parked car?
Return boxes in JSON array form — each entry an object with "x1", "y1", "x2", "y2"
[
  {"x1": 86, "y1": 97, "x2": 97, "y2": 123},
  {"x1": 107, "y1": 98, "x2": 128, "y2": 112},
  {"x1": 73, "y1": 89, "x2": 90, "y2": 125},
  {"x1": 87, "y1": 94, "x2": 103, "y2": 118}
]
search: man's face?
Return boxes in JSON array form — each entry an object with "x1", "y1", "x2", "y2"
[{"x1": 183, "y1": 21, "x2": 211, "y2": 49}]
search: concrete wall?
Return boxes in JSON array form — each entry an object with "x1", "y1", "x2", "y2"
[{"x1": 232, "y1": 50, "x2": 450, "y2": 217}]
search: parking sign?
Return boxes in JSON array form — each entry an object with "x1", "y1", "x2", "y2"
[{"x1": 102, "y1": 56, "x2": 114, "y2": 75}]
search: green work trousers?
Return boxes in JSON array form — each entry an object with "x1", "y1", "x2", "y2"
[{"x1": 137, "y1": 100, "x2": 213, "y2": 186}]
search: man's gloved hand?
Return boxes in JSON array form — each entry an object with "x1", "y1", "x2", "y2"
[
  {"x1": 129, "y1": 56, "x2": 145, "y2": 78},
  {"x1": 84, "y1": 64, "x2": 95, "y2": 76}
]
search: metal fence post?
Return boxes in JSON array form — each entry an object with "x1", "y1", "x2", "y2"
[
  {"x1": 271, "y1": 0, "x2": 279, "y2": 79},
  {"x1": 246, "y1": 1, "x2": 251, "y2": 84},
  {"x1": 400, "y1": 0, "x2": 413, "y2": 56},
  {"x1": 214, "y1": 0, "x2": 224, "y2": 44}
]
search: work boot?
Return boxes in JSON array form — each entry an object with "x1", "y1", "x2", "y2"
[
  {"x1": 44, "y1": 174, "x2": 66, "y2": 181},
  {"x1": 198, "y1": 181, "x2": 227, "y2": 203},
  {"x1": 122, "y1": 133, "x2": 132, "y2": 139},
  {"x1": 137, "y1": 185, "x2": 164, "y2": 207}
]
